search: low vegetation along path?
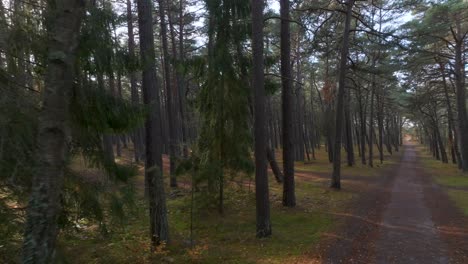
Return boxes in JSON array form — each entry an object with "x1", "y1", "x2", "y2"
[{"x1": 322, "y1": 142, "x2": 468, "y2": 264}]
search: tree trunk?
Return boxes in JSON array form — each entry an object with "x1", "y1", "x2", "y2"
[
  {"x1": 453, "y1": 25, "x2": 468, "y2": 171},
  {"x1": 178, "y1": 0, "x2": 189, "y2": 158},
  {"x1": 158, "y1": 0, "x2": 178, "y2": 187},
  {"x1": 127, "y1": 0, "x2": 144, "y2": 162},
  {"x1": 368, "y1": 74, "x2": 375, "y2": 168},
  {"x1": 167, "y1": 0, "x2": 185, "y2": 159},
  {"x1": 439, "y1": 61, "x2": 459, "y2": 165},
  {"x1": 377, "y1": 95, "x2": 384, "y2": 163},
  {"x1": 344, "y1": 82, "x2": 354, "y2": 166},
  {"x1": 267, "y1": 147, "x2": 284, "y2": 183},
  {"x1": 22, "y1": 0, "x2": 84, "y2": 262},
  {"x1": 331, "y1": 0, "x2": 354, "y2": 189},
  {"x1": 137, "y1": 0, "x2": 169, "y2": 245},
  {"x1": 357, "y1": 88, "x2": 367, "y2": 165},
  {"x1": 435, "y1": 124, "x2": 448, "y2": 163},
  {"x1": 280, "y1": 0, "x2": 295, "y2": 206},
  {"x1": 252, "y1": 0, "x2": 271, "y2": 237}
]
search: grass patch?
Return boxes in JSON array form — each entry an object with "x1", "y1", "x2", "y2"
[
  {"x1": 447, "y1": 190, "x2": 468, "y2": 216},
  {"x1": 4, "y1": 146, "x2": 400, "y2": 263},
  {"x1": 416, "y1": 145, "x2": 468, "y2": 215},
  {"x1": 59, "y1": 186, "x2": 335, "y2": 264},
  {"x1": 291, "y1": 144, "x2": 400, "y2": 178}
]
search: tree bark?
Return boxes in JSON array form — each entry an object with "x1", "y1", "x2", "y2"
[
  {"x1": 126, "y1": 0, "x2": 144, "y2": 162},
  {"x1": 377, "y1": 94, "x2": 384, "y2": 163},
  {"x1": 368, "y1": 73, "x2": 375, "y2": 168},
  {"x1": 158, "y1": 0, "x2": 178, "y2": 187},
  {"x1": 331, "y1": 0, "x2": 354, "y2": 189},
  {"x1": 267, "y1": 147, "x2": 284, "y2": 183},
  {"x1": 280, "y1": 0, "x2": 295, "y2": 206},
  {"x1": 137, "y1": 0, "x2": 169, "y2": 245},
  {"x1": 344, "y1": 82, "x2": 354, "y2": 166},
  {"x1": 22, "y1": 0, "x2": 84, "y2": 262},
  {"x1": 252, "y1": 0, "x2": 271, "y2": 237},
  {"x1": 453, "y1": 22, "x2": 468, "y2": 171}
]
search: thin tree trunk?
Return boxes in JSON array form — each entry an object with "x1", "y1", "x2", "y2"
[
  {"x1": 377, "y1": 95, "x2": 384, "y2": 163},
  {"x1": 167, "y1": 0, "x2": 185, "y2": 159},
  {"x1": 127, "y1": 0, "x2": 144, "y2": 162},
  {"x1": 267, "y1": 147, "x2": 284, "y2": 183},
  {"x1": 358, "y1": 88, "x2": 367, "y2": 165},
  {"x1": 435, "y1": 124, "x2": 448, "y2": 163},
  {"x1": 344, "y1": 82, "x2": 354, "y2": 166},
  {"x1": 158, "y1": 0, "x2": 178, "y2": 187},
  {"x1": 368, "y1": 74, "x2": 375, "y2": 168}
]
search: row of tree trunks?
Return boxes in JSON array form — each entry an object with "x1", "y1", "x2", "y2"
[{"x1": 158, "y1": 0, "x2": 179, "y2": 188}]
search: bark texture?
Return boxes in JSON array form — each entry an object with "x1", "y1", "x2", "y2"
[
  {"x1": 331, "y1": 0, "x2": 354, "y2": 189},
  {"x1": 252, "y1": 0, "x2": 271, "y2": 237},
  {"x1": 22, "y1": 0, "x2": 85, "y2": 262},
  {"x1": 136, "y1": 0, "x2": 169, "y2": 245},
  {"x1": 280, "y1": 0, "x2": 296, "y2": 206}
]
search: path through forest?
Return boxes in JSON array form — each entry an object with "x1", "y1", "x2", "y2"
[
  {"x1": 320, "y1": 142, "x2": 468, "y2": 263},
  {"x1": 374, "y1": 143, "x2": 449, "y2": 263}
]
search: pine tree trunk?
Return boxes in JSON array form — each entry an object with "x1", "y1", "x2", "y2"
[
  {"x1": 331, "y1": 0, "x2": 354, "y2": 189},
  {"x1": 368, "y1": 73, "x2": 375, "y2": 168},
  {"x1": 158, "y1": 0, "x2": 178, "y2": 187},
  {"x1": 136, "y1": 0, "x2": 169, "y2": 245},
  {"x1": 357, "y1": 89, "x2": 367, "y2": 165},
  {"x1": 22, "y1": 0, "x2": 84, "y2": 262},
  {"x1": 167, "y1": 1, "x2": 185, "y2": 160},
  {"x1": 453, "y1": 25, "x2": 468, "y2": 171},
  {"x1": 252, "y1": 0, "x2": 271, "y2": 237},
  {"x1": 126, "y1": 0, "x2": 144, "y2": 162},
  {"x1": 377, "y1": 95, "x2": 384, "y2": 163},
  {"x1": 344, "y1": 83, "x2": 354, "y2": 166},
  {"x1": 267, "y1": 147, "x2": 284, "y2": 183},
  {"x1": 280, "y1": 0, "x2": 296, "y2": 206}
]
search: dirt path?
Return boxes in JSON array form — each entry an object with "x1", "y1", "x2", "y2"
[
  {"x1": 374, "y1": 144, "x2": 449, "y2": 263},
  {"x1": 320, "y1": 143, "x2": 468, "y2": 263}
]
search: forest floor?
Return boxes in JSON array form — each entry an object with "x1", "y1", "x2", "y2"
[
  {"x1": 318, "y1": 141, "x2": 468, "y2": 264},
  {"x1": 4, "y1": 141, "x2": 467, "y2": 263},
  {"x1": 56, "y1": 144, "x2": 402, "y2": 263}
]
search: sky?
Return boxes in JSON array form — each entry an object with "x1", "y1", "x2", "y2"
[{"x1": 188, "y1": 0, "x2": 414, "y2": 46}]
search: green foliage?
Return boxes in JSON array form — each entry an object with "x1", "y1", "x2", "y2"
[
  {"x1": 188, "y1": 0, "x2": 254, "y2": 206},
  {"x1": 71, "y1": 85, "x2": 146, "y2": 134},
  {"x1": 0, "y1": 69, "x2": 38, "y2": 196},
  {"x1": 61, "y1": 165, "x2": 138, "y2": 232},
  {"x1": 1, "y1": 43, "x2": 144, "y2": 249}
]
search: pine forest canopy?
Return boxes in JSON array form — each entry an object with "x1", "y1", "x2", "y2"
[{"x1": 0, "y1": 0, "x2": 466, "y2": 262}]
